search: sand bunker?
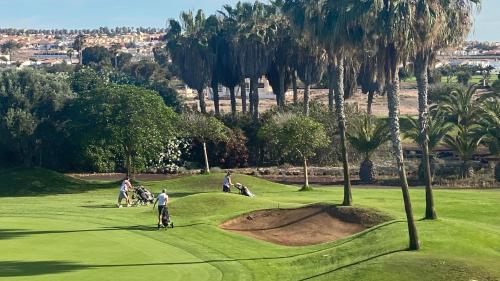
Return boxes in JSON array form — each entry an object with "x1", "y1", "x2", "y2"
[{"x1": 220, "y1": 205, "x2": 391, "y2": 246}]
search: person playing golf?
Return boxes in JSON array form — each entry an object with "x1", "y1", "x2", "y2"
[
  {"x1": 117, "y1": 176, "x2": 132, "y2": 208},
  {"x1": 222, "y1": 171, "x2": 233, "y2": 193},
  {"x1": 153, "y1": 189, "x2": 169, "y2": 227}
]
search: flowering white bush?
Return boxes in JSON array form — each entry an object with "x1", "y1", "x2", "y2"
[{"x1": 147, "y1": 138, "x2": 190, "y2": 173}]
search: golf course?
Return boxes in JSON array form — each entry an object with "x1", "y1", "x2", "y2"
[{"x1": 0, "y1": 168, "x2": 499, "y2": 281}]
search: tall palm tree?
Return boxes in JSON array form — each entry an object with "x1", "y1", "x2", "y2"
[
  {"x1": 412, "y1": 0, "x2": 479, "y2": 220},
  {"x1": 295, "y1": 43, "x2": 327, "y2": 116},
  {"x1": 66, "y1": 48, "x2": 74, "y2": 64},
  {"x1": 109, "y1": 43, "x2": 121, "y2": 68},
  {"x1": 358, "y1": 58, "x2": 380, "y2": 115},
  {"x1": 367, "y1": 0, "x2": 420, "y2": 250},
  {"x1": 233, "y1": 1, "x2": 276, "y2": 119},
  {"x1": 167, "y1": 10, "x2": 215, "y2": 114},
  {"x1": 347, "y1": 114, "x2": 391, "y2": 183},
  {"x1": 284, "y1": 0, "x2": 359, "y2": 206},
  {"x1": 72, "y1": 34, "x2": 86, "y2": 65},
  {"x1": 219, "y1": 3, "x2": 249, "y2": 113},
  {"x1": 266, "y1": 0, "x2": 296, "y2": 110}
]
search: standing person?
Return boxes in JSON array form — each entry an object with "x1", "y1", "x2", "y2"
[
  {"x1": 222, "y1": 171, "x2": 233, "y2": 193},
  {"x1": 117, "y1": 176, "x2": 133, "y2": 208},
  {"x1": 153, "y1": 189, "x2": 169, "y2": 228}
]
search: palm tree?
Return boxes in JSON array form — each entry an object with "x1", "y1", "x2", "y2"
[
  {"x1": 440, "y1": 85, "x2": 482, "y2": 178},
  {"x1": 404, "y1": 110, "x2": 454, "y2": 182},
  {"x1": 475, "y1": 97, "x2": 500, "y2": 181},
  {"x1": 72, "y1": 34, "x2": 86, "y2": 65},
  {"x1": 265, "y1": 0, "x2": 296, "y2": 110},
  {"x1": 167, "y1": 10, "x2": 215, "y2": 114},
  {"x1": 367, "y1": 0, "x2": 420, "y2": 250},
  {"x1": 412, "y1": 0, "x2": 479, "y2": 220},
  {"x1": 295, "y1": 43, "x2": 327, "y2": 116},
  {"x1": 66, "y1": 48, "x2": 74, "y2": 64},
  {"x1": 284, "y1": 0, "x2": 359, "y2": 206},
  {"x1": 233, "y1": 1, "x2": 276, "y2": 119},
  {"x1": 109, "y1": 43, "x2": 121, "y2": 68},
  {"x1": 358, "y1": 59, "x2": 380, "y2": 115},
  {"x1": 347, "y1": 114, "x2": 391, "y2": 183},
  {"x1": 444, "y1": 125, "x2": 483, "y2": 178}
]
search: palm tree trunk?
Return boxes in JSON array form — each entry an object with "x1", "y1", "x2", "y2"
[
  {"x1": 202, "y1": 142, "x2": 210, "y2": 174},
  {"x1": 367, "y1": 90, "x2": 374, "y2": 115},
  {"x1": 197, "y1": 89, "x2": 207, "y2": 114},
  {"x1": 303, "y1": 83, "x2": 310, "y2": 116},
  {"x1": 249, "y1": 78, "x2": 255, "y2": 115},
  {"x1": 386, "y1": 72, "x2": 420, "y2": 251},
  {"x1": 292, "y1": 70, "x2": 298, "y2": 104},
  {"x1": 415, "y1": 52, "x2": 436, "y2": 220},
  {"x1": 278, "y1": 67, "x2": 286, "y2": 109},
  {"x1": 328, "y1": 67, "x2": 335, "y2": 113},
  {"x1": 212, "y1": 84, "x2": 220, "y2": 116},
  {"x1": 230, "y1": 86, "x2": 237, "y2": 116},
  {"x1": 251, "y1": 77, "x2": 260, "y2": 119},
  {"x1": 240, "y1": 80, "x2": 247, "y2": 114},
  {"x1": 333, "y1": 59, "x2": 352, "y2": 206}
]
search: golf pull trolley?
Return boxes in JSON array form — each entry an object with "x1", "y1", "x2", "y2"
[{"x1": 158, "y1": 206, "x2": 174, "y2": 230}]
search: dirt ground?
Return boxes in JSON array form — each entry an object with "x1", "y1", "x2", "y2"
[
  {"x1": 182, "y1": 84, "x2": 419, "y2": 117},
  {"x1": 219, "y1": 204, "x2": 391, "y2": 246}
]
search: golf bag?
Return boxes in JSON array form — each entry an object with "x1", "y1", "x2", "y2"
[
  {"x1": 159, "y1": 206, "x2": 174, "y2": 229},
  {"x1": 133, "y1": 186, "x2": 154, "y2": 205}
]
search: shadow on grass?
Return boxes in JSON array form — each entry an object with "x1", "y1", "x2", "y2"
[
  {"x1": 0, "y1": 246, "x2": 407, "y2": 277},
  {"x1": 0, "y1": 261, "x2": 87, "y2": 277},
  {"x1": 0, "y1": 223, "x2": 210, "y2": 240}
]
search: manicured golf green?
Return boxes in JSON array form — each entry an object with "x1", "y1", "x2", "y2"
[{"x1": 0, "y1": 168, "x2": 499, "y2": 280}]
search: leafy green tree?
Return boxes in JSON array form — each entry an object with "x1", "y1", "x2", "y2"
[
  {"x1": 0, "y1": 69, "x2": 74, "y2": 167},
  {"x1": 259, "y1": 113, "x2": 329, "y2": 190},
  {"x1": 116, "y1": 53, "x2": 133, "y2": 70},
  {"x1": 347, "y1": 115, "x2": 390, "y2": 183},
  {"x1": 0, "y1": 40, "x2": 21, "y2": 61},
  {"x1": 69, "y1": 84, "x2": 178, "y2": 176},
  {"x1": 82, "y1": 46, "x2": 112, "y2": 68},
  {"x1": 70, "y1": 67, "x2": 107, "y2": 94},
  {"x1": 181, "y1": 113, "x2": 229, "y2": 173}
]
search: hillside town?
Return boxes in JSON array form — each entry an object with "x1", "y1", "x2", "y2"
[{"x1": 0, "y1": 30, "x2": 165, "y2": 67}]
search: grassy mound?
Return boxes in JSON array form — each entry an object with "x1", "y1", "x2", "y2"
[{"x1": 0, "y1": 168, "x2": 114, "y2": 196}]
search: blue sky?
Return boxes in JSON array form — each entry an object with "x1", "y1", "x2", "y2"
[{"x1": 0, "y1": 0, "x2": 497, "y2": 41}]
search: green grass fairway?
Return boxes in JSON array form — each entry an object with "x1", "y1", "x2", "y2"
[{"x1": 1, "y1": 169, "x2": 499, "y2": 280}]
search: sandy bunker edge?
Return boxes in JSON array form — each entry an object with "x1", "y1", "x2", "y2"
[{"x1": 219, "y1": 204, "x2": 393, "y2": 246}]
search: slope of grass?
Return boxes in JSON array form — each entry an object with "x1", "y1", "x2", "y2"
[
  {"x1": 0, "y1": 171, "x2": 499, "y2": 281},
  {"x1": 0, "y1": 168, "x2": 116, "y2": 196}
]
